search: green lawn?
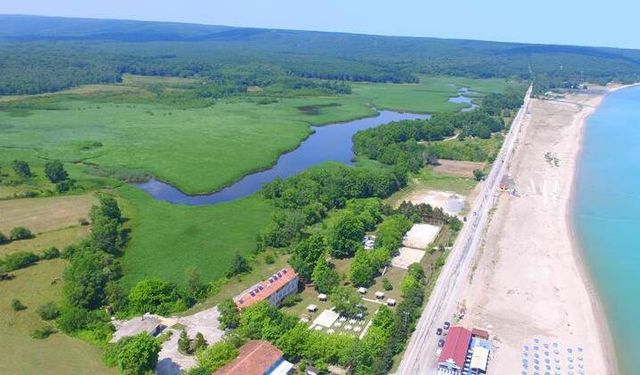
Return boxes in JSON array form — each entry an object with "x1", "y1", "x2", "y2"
[
  {"x1": 118, "y1": 186, "x2": 275, "y2": 288},
  {"x1": 0, "y1": 260, "x2": 113, "y2": 375}
]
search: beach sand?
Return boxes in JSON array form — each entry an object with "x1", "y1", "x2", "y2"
[{"x1": 459, "y1": 86, "x2": 622, "y2": 374}]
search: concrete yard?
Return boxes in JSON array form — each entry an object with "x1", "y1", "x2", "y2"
[
  {"x1": 402, "y1": 223, "x2": 441, "y2": 250},
  {"x1": 391, "y1": 247, "x2": 427, "y2": 269}
]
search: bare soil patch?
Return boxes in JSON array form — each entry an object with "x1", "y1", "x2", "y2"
[{"x1": 432, "y1": 159, "x2": 485, "y2": 178}]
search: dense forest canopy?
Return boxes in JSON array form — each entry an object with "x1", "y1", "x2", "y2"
[{"x1": 1, "y1": 15, "x2": 639, "y2": 95}]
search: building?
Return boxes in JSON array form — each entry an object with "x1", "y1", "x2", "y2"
[
  {"x1": 235, "y1": 267, "x2": 299, "y2": 309},
  {"x1": 471, "y1": 328, "x2": 490, "y2": 340},
  {"x1": 215, "y1": 340, "x2": 294, "y2": 375},
  {"x1": 437, "y1": 326, "x2": 472, "y2": 374}
]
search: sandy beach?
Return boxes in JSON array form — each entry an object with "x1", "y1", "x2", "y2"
[{"x1": 460, "y1": 86, "x2": 623, "y2": 374}]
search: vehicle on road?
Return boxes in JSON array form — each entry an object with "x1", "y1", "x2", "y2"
[
  {"x1": 436, "y1": 328, "x2": 443, "y2": 335},
  {"x1": 443, "y1": 321, "x2": 451, "y2": 330},
  {"x1": 438, "y1": 339, "x2": 445, "y2": 348}
]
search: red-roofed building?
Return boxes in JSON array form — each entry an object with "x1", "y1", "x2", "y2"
[
  {"x1": 234, "y1": 267, "x2": 299, "y2": 310},
  {"x1": 471, "y1": 328, "x2": 490, "y2": 340},
  {"x1": 215, "y1": 340, "x2": 294, "y2": 375},
  {"x1": 438, "y1": 326, "x2": 472, "y2": 374}
]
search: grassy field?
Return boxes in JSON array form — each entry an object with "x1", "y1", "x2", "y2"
[
  {"x1": 0, "y1": 260, "x2": 113, "y2": 374},
  {"x1": 0, "y1": 75, "x2": 515, "y2": 195},
  {"x1": 118, "y1": 186, "x2": 275, "y2": 288},
  {"x1": 351, "y1": 76, "x2": 516, "y2": 113},
  {"x1": 0, "y1": 194, "x2": 95, "y2": 234}
]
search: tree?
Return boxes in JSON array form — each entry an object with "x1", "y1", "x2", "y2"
[
  {"x1": 289, "y1": 233, "x2": 326, "y2": 283},
  {"x1": 178, "y1": 329, "x2": 191, "y2": 354},
  {"x1": 116, "y1": 333, "x2": 161, "y2": 375},
  {"x1": 64, "y1": 250, "x2": 120, "y2": 309},
  {"x1": 328, "y1": 211, "x2": 365, "y2": 258},
  {"x1": 276, "y1": 323, "x2": 310, "y2": 360},
  {"x1": 217, "y1": 298, "x2": 240, "y2": 329},
  {"x1": 196, "y1": 340, "x2": 239, "y2": 373},
  {"x1": 44, "y1": 160, "x2": 68, "y2": 183},
  {"x1": 311, "y1": 258, "x2": 339, "y2": 294},
  {"x1": 128, "y1": 278, "x2": 182, "y2": 315},
  {"x1": 11, "y1": 160, "x2": 31, "y2": 178},
  {"x1": 185, "y1": 267, "x2": 206, "y2": 300},
  {"x1": 331, "y1": 286, "x2": 363, "y2": 317},
  {"x1": 10, "y1": 226, "x2": 33, "y2": 241},
  {"x1": 350, "y1": 249, "x2": 376, "y2": 287},
  {"x1": 226, "y1": 251, "x2": 251, "y2": 278},
  {"x1": 91, "y1": 195, "x2": 123, "y2": 223}
]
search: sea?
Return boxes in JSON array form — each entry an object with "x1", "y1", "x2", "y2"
[{"x1": 573, "y1": 85, "x2": 640, "y2": 374}]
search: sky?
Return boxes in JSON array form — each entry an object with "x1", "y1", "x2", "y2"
[{"x1": 1, "y1": 0, "x2": 639, "y2": 49}]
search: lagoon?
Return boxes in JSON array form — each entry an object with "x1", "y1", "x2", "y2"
[{"x1": 135, "y1": 110, "x2": 428, "y2": 205}]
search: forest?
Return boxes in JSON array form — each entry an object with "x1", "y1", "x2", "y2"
[{"x1": 1, "y1": 15, "x2": 640, "y2": 95}]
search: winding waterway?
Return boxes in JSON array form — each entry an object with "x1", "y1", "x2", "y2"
[
  {"x1": 573, "y1": 85, "x2": 640, "y2": 374},
  {"x1": 135, "y1": 110, "x2": 429, "y2": 205}
]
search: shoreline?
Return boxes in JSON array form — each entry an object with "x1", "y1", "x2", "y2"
[
  {"x1": 567, "y1": 82, "x2": 640, "y2": 374},
  {"x1": 459, "y1": 84, "x2": 634, "y2": 374},
  {"x1": 566, "y1": 85, "x2": 620, "y2": 374}
]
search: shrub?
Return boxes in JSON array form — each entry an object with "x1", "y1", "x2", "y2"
[
  {"x1": 382, "y1": 278, "x2": 393, "y2": 291},
  {"x1": 1, "y1": 251, "x2": 39, "y2": 271},
  {"x1": 44, "y1": 160, "x2": 68, "y2": 183},
  {"x1": 11, "y1": 298, "x2": 26, "y2": 311},
  {"x1": 31, "y1": 325, "x2": 57, "y2": 339},
  {"x1": 78, "y1": 217, "x2": 90, "y2": 226},
  {"x1": 114, "y1": 333, "x2": 161, "y2": 375},
  {"x1": 56, "y1": 305, "x2": 91, "y2": 333},
  {"x1": 128, "y1": 278, "x2": 183, "y2": 315},
  {"x1": 264, "y1": 254, "x2": 275, "y2": 264},
  {"x1": 0, "y1": 231, "x2": 8, "y2": 244},
  {"x1": 226, "y1": 251, "x2": 251, "y2": 278},
  {"x1": 36, "y1": 301, "x2": 60, "y2": 320},
  {"x1": 194, "y1": 332, "x2": 207, "y2": 352},
  {"x1": 10, "y1": 226, "x2": 33, "y2": 241},
  {"x1": 41, "y1": 246, "x2": 61, "y2": 260},
  {"x1": 178, "y1": 329, "x2": 192, "y2": 354},
  {"x1": 280, "y1": 294, "x2": 302, "y2": 307}
]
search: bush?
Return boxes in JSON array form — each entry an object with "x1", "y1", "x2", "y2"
[
  {"x1": 56, "y1": 305, "x2": 91, "y2": 333},
  {"x1": 10, "y1": 226, "x2": 33, "y2": 241},
  {"x1": 382, "y1": 278, "x2": 393, "y2": 291},
  {"x1": 31, "y1": 325, "x2": 57, "y2": 339},
  {"x1": 1, "y1": 251, "x2": 39, "y2": 271},
  {"x1": 226, "y1": 251, "x2": 251, "y2": 278},
  {"x1": 112, "y1": 333, "x2": 161, "y2": 375},
  {"x1": 11, "y1": 298, "x2": 26, "y2": 311},
  {"x1": 280, "y1": 294, "x2": 302, "y2": 307},
  {"x1": 78, "y1": 217, "x2": 90, "y2": 226},
  {"x1": 264, "y1": 254, "x2": 275, "y2": 264},
  {"x1": 41, "y1": 246, "x2": 61, "y2": 260},
  {"x1": 0, "y1": 231, "x2": 8, "y2": 244},
  {"x1": 44, "y1": 160, "x2": 68, "y2": 183},
  {"x1": 128, "y1": 278, "x2": 184, "y2": 315},
  {"x1": 36, "y1": 301, "x2": 60, "y2": 320}
]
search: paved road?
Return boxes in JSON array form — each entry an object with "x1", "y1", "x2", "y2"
[{"x1": 397, "y1": 85, "x2": 533, "y2": 374}]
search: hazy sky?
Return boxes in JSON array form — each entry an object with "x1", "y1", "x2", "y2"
[{"x1": 2, "y1": 0, "x2": 639, "y2": 49}]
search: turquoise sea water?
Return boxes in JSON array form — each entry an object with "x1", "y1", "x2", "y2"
[{"x1": 574, "y1": 86, "x2": 640, "y2": 374}]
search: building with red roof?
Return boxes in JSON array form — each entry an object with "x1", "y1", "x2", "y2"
[
  {"x1": 214, "y1": 340, "x2": 294, "y2": 375},
  {"x1": 234, "y1": 267, "x2": 299, "y2": 310},
  {"x1": 438, "y1": 326, "x2": 472, "y2": 373}
]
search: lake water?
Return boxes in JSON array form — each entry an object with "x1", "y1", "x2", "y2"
[
  {"x1": 573, "y1": 85, "x2": 640, "y2": 374},
  {"x1": 135, "y1": 110, "x2": 429, "y2": 205}
]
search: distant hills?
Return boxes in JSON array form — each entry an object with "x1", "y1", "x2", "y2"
[{"x1": 0, "y1": 14, "x2": 639, "y2": 95}]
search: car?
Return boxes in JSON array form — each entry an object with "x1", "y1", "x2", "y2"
[
  {"x1": 438, "y1": 339, "x2": 445, "y2": 348},
  {"x1": 443, "y1": 321, "x2": 451, "y2": 330},
  {"x1": 436, "y1": 328, "x2": 443, "y2": 335}
]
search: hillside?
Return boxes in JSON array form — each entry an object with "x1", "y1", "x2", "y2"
[{"x1": 1, "y1": 14, "x2": 639, "y2": 95}]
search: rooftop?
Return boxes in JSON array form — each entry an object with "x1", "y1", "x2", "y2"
[
  {"x1": 214, "y1": 340, "x2": 284, "y2": 375},
  {"x1": 235, "y1": 267, "x2": 298, "y2": 309},
  {"x1": 438, "y1": 326, "x2": 472, "y2": 369}
]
